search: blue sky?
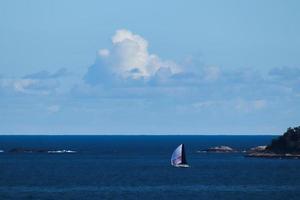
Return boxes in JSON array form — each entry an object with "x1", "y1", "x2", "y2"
[{"x1": 0, "y1": 0, "x2": 299, "y2": 134}]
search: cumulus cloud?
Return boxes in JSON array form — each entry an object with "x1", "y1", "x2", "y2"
[
  {"x1": 80, "y1": 28, "x2": 299, "y2": 104},
  {"x1": 85, "y1": 29, "x2": 181, "y2": 84}
]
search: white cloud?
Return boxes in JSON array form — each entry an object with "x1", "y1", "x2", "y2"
[
  {"x1": 0, "y1": 79, "x2": 36, "y2": 93},
  {"x1": 13, "y1": 79, "x2": 38, "y2": 93},
  {"x1": 96, "y1": 29, "x2": 181, "y2": 80},
  {"x1": 0, "y1": 68, "x2": 72, "y2": 96}
]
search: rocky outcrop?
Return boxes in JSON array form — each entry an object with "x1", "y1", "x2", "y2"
[
  {"x1": 198, "y1": 145, "x2": 236, "y2": 153},
  {"x1": 246, "y1": 126, "x2": 300, "y2": 159},
  {"x1": 8, "y1": 148, "x2": 76, "y2": 154},
  {"x1": 247, "y1": 145, "x2": 267, "y2": 153},
  {"x1": 246, "y1": 145, "x2": 300, "y2": 159},
  {"x1": 266, "y1": 126, "x2": 300, "y2": 154},
  {"x1": 9, "y1": 148, "x2": 49, "y2": 153}
]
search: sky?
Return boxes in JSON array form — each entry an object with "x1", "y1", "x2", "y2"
[{"x1": 0, "y1": 0, "x2": 300, "y2": 134}]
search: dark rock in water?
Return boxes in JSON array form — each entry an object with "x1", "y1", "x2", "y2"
[
  {"x1": 247, "y1": 145, "x2": 267, "y2": 153},
  {"x1": 198, "y1": 145, "x2": 236, "y2": 153},
  {"x1": 246, "y1": 126, "x2": 300, "y2": 159},
  {"x1": 9, "y1": 148, "x2": 49, "y2": 153},
  {"x1": 8, "y1": 148, "x2": 77, "y2": 154}
]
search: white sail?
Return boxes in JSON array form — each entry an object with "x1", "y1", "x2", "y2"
[
  {"x1": 171, "y1": 144, "x2": 183, "y2": 166},
  {"x1": 171, "y1": 144, "x2": 189, "y2": 168}
]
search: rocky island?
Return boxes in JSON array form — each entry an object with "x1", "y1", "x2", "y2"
[
  {"x1": 9, "y1": 148, "x2": 49, "y2": 153},
  {"x1": 198, "y1": 145, "x2": 237, "y2": 153},
  {"x1": 8, "y1": 148, "x2": 76, "y2": 154},
  {"x1": 246, "y1": 126, "x2": 300, "y2": 159}
]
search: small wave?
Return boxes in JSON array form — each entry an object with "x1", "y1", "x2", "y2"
[
  {"x1": 0, "y1": 150, "x2": 4, "y2": 153},
  {"x1": 47, "y1": 150, "x2": 76, "y2": 154}
]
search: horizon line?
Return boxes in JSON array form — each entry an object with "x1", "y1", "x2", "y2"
[{"x1": 0, "y1": 133, "x2": 280, "y2": 136}]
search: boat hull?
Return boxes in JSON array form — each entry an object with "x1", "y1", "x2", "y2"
[{"x1": 174, "y1": 164, "x2": 190, "y2": 168}]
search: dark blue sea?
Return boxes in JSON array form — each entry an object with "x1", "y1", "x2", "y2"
[{"x1": 1, "y1": 135, "x2": 300, "y2": 200}]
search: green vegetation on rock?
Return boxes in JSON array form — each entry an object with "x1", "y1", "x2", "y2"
[{"x1": 267, "y1": 126, "x2": 300, "y2": 154}]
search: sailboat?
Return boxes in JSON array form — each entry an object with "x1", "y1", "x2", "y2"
[{"x1": 171, "y1": 144, "x2": 190, "y2": 168}]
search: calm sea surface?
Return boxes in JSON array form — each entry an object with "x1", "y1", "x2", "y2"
[{"x1": 0, "y1": 135, "x2": 300, "y2": 200}]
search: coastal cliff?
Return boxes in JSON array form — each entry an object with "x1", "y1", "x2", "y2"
[
  {"x1": 266, "y1": 126, "x2": 300, "y2": 154},
  {"x1": 247, "y1": 126, "x2": 300, "y2": 158}
]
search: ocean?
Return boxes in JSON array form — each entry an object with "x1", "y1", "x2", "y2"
[{"x1": 0, "y1": 135, "x2": 300, "y2": 200}]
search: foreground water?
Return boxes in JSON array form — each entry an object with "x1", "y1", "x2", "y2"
[{"x1": 0, "y1": 135, "x2": 300, "y2": 200}]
